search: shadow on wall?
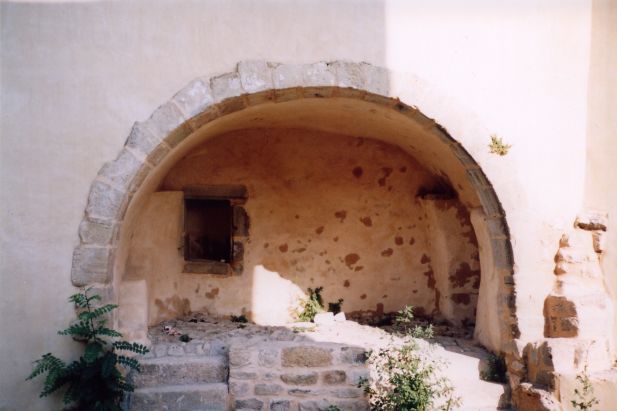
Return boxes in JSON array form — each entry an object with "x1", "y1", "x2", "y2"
[{"x1": 121, "y1": 129, "x2": 481, "y2": 334}]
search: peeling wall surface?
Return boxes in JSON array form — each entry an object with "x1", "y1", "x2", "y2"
[{"x1": 125, "y1": 129, "x2": 479, "y2": 326}]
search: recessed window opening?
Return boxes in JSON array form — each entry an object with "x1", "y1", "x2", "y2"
[{"x1": 184, "y1": 198, "x2": 233, "y2": 263}]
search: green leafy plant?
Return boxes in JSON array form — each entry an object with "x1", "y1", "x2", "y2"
[
  {"x1": 480, "y1": 353, "x2": 507, "y2": 383},
  {"x1": 179, "y1": 334, "x2": 192, "y2": 343},
  {"x1": 230, "y1": 314, "x2": 248, "y2": 323},
  {"x1": 571, "y1": 365, "x2": 599, "y2": 411},
  {"x1": 360, "y1": 341, "x2": 460, "y2": 411},
  {"x1": 326, "y1": 406, "x2": 341, "y2": 411},
  {"x1": 26, "y1": 287, "x2": 149, "y2": 411},
  {"x1": 297, "y1": 287, "x2": 325, "y2": 322},
  {"x1": 488, "y1": 134, "x2": 511, "y2": 156},
  {"x1": 395, "y1": 305, "x2": 434, "y2": 339},
  {"x1": 328, "y1": 298, "x2": 344, "y2": 315}
]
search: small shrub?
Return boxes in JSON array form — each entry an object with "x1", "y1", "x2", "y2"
[
  {"x1": 488, "y1": 134, "x2": 511, "y2": 156},
  {"x1": 26, "y1": 287, "x2": 149, "y2": 410},
  {"x1": 230, "y1": 314, "x2": 248, "y2": 323},
  {"x1": 480, "y1": 353, "x2": 507, "y2": 383},
  {"x1": 571, "y1": 365, "x2": 599, "y2": 411},
  {"x1": 360, "y1": 341, "x2": 460, "y2": 411},
  {"x1": 326, "y1": 406, "x2": 341, "y2": 411},
  {"x1": 395, "y1": 305, "x2": 434, "y2": 339},
  {"x1": 297, "y1": 287, "x2": 325, "y2": 322},
  {"x1": 328, "y1": 298, "x2": 344, "y2": 315},
  {"x1": 179, "y1": 334, "x2": 192, "y2": 343}
]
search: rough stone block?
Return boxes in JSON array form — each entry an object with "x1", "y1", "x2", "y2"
[
  {"x1": 231, "y1": 370, "x2": 259, "y2": 380},
  {"x1": 331, "y1": 61, "x2": 366, "y2": 89},
  {"x1": 322, "y1": 370, "x2": 346, "y2": 385},
  {"x1": 258, "y1": 348, "x2": 279, "y2": 367},
  {"x1": 125, "y1": 121, "x2": 161, "y2": 156},
  {"x1": 98, "y1": 148, "x2": 144, "y2": 191},
  {"x1": 238, "y1": 60, "x2": 274, "y2": 93},
  {"x1": 332, "y1": 399, "x2": 369, "y2": 411},
  {"x1": 127, "y1": 162, "x2": 152, "y2": 193},
  {"x1": 255, "y1": 383, "x2": 284, "y2": 396},
  {"x1": 130, "y1": 383, "x2": 229, "y2": 411},
  {"x1": 236, "y1": 398, "x2": 264, "y2": 410},
  {"x1": 144, "y1": 101, "x2": 185, "y2": 141},
  {"x1": 211, "y1": 72, "x2": 244, "y2": 103},
  {"x1": 282, "y1": 346, "x2": 332, "y2": 367},
  {"x1": 172, "y1": 77, "x2": 214, "y2": 118},
  {"x1": 78, "y1": 218, "x2": 115, "y2": 245},
  {"x1": 280, "y1": 372, "x2": 318, "y2": 386},
  {"x1": 146, "y1": 141, "x2": 171, "y2": 167},
  {"x1": 164, "y1": 122, "x2": 192, "y2": 148},
  {"x1": 298, "y1": 400, "x2": 331, "y2": 411},
  {"x1": 289, "y1": 388, "x2": 324, "y2": 397},
  {"x1": 154, "y1": 344, "x2": 167, "y2": 358},
  {"x1": 339, "y1": 347, "x2": 367, "y2": 365},
  {"x1": 361, "y1": 63, "x2": 389, "y2": 95},
  {"x1": 230, "y1": 347, "x2": 252, "y2": 367},
  {"x1": 133, "y1": 357, "x2": 227, "y2": 387},
  {"x1": 218, "y1": 95, "x2": 247, "y2": 116},
  {"x1": 71, "y1": 246, "x2": 113, "y2": 286},
  {"x1": 270, "y1": 399, "x2": 292, "y2": 411},
  {"x1": 167, "y1": 344, "x2": 185, "y2": 357},
  {"x1": 86, "y1": 180, "x2": 126, "y2": 220},
  {"x1": 333, "y1": 388, "x2": 364, "y2": 398},
  {"x1": 230, "y1": 380, "x2": 251, "y2": 396},
  {"x1": 273, "y1": 64, "x2": 304, "y2": 89},
  {"x1": 347, "y1": 370, "x2": 370, "y2": 385},
  {"x1": 303, "y1": 62, "x2": 336, "y2": 87},
  {"x1": 274, "y1": 87, "x2": 302, "y2": 103},
  {"x1": 491, "y1": 238, "x2": 513, "y2": 269},
  {"x1": 188, "y1": 104, "x2": 221, "y2": 130},
  {"x1": 465, "y1": 167, "x2": 492, "y2": 190}
]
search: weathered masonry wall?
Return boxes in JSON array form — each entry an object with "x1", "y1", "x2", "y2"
[
  {"x1": 124, "y1": 128, "x2": 480, "y2": 327},
  {"x1": 229, "y1": 341, "x2": 369, "y2": 410}
]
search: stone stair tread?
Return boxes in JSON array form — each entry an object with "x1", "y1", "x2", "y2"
[
  {"x1": 134, "y1": 355, "x2": 228, "y2": 387},
  {"x1": 141, "y1": 355, "x2": 227, "y2": 365},
  {"x1": 130, "y1": 383, "x2": 229, "y2": 411},
  {"x1": 134, "y1": 382, "x2": 229, "y2": 393}
]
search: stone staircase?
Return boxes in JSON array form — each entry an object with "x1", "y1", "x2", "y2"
[{"x1": 126, "y1": 340, "x2": 231, "y2": 411}]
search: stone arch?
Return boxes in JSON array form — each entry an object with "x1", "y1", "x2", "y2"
[{"x1": 71, "y1": 61, "x2": 517, "y2": 358}]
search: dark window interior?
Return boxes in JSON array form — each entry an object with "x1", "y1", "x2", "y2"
[{"x1": 184, "y1": 199, "x2": 232, "y2": 263}]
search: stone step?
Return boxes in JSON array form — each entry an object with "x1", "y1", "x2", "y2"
[
  {"x1": 147, "y1": 339, "x2": 230, "y2": 358},
  {"x1": 134, "y1": 356, "x2": 228, "y2": 388},
  {"x1": 128, "y1": 383, "x2": 230, "y2": 411}
]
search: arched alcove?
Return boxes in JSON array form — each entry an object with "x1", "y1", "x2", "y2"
[{"x1": 71, "y1": 61, "x2": 516, "y2": 364}]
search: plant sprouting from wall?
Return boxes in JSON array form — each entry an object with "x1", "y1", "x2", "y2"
[
  {"x1": 26, "y1": 287, "x2": 149, "y2": 410},
  {"x1": 571, "y1": 365, "x2": 599, "y2": 411},
  {"x1": 488, "y1": 134, "x2": 511, "y2": 156}
]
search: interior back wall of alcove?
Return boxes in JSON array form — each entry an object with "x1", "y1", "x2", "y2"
[{"x1": 124, "y1": 128, "x2": 479, "y2": 326}]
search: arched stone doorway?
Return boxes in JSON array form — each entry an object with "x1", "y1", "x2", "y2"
[{"x1": 70, "y1": 60, "x2": 516, "y2": 371}]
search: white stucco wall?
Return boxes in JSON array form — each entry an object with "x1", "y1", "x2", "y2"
[{"x1": 0, "y1": 1, "x2": 595, "y2": 409}]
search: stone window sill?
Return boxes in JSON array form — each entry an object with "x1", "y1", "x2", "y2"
[{"x1": 183, "y1": 260, "x2": 231, "y2": 275}]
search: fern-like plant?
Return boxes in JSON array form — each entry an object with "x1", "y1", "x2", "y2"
[{"x1": 26, "y1": 287, "x2": 149, "y2": 411}]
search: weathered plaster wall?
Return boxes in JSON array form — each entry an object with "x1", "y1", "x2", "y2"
[
  {"x1": 125, "y1": 128, "x2": 478, "y2": 326},
  {"x1": 0, "y1": 1, "x2": 596, "y2": 409},
  {"x1": 584, "y1": 0, "x2": 617, "y2": 360}
]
